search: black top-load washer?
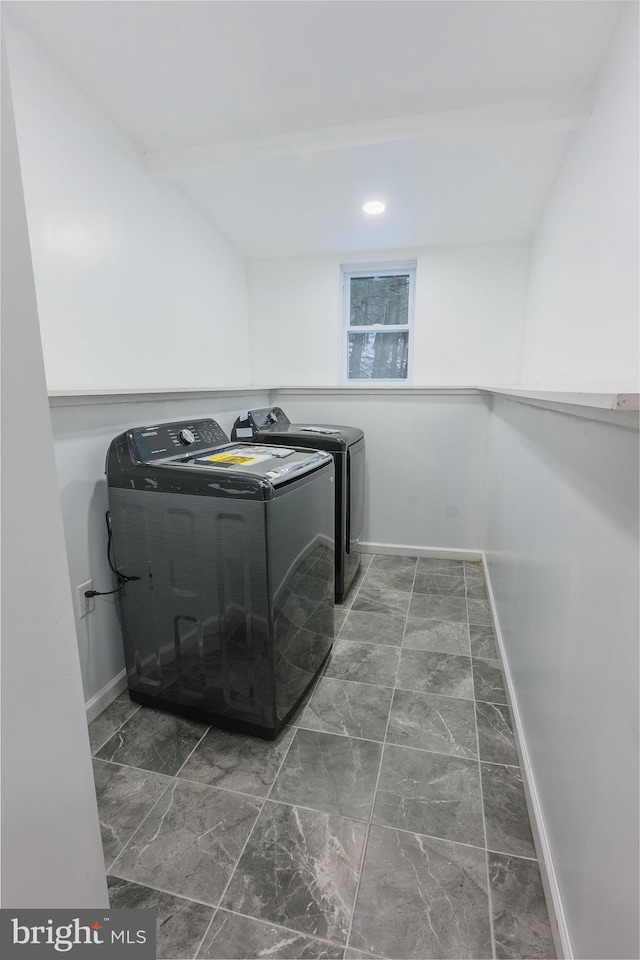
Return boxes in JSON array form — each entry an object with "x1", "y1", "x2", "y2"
[
  {"x1": 232, "y1": 407, "x2": 365, "y2": 603},
  {"x1": 106, "y1": 418, "x2": 335, "y2": 739}
]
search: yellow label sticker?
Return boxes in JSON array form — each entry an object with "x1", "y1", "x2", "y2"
[{"x1": 204, "y1": 453, "x2": 260, "y2": 465}]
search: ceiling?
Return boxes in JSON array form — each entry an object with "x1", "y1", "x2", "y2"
[{"x1": 5, "y1": 1, "x2": 624, "y2": 257}]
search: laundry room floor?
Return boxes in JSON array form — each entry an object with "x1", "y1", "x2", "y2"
[{"x1": 89, "y1": 555, "x2": 556, "y2": 960}]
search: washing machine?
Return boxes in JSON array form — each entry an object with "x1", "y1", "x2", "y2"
[
  {"x1": 106, "y1": 418, "x2": 334, "y2": 739},
  {"x1": 231, "y1": 407, "x2": 364, "y2": 603}
]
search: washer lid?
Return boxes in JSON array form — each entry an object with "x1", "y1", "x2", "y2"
[
  {"x1": 166, "y1": 442, "x2": 332, "y2": 485},
  {"x1": 254, "y1": 423, "x2": 364, "y2": 450}
]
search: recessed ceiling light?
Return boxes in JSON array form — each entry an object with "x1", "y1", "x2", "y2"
[{"x1": 362, "y1": 200, "x2": 386, "y2": 215}]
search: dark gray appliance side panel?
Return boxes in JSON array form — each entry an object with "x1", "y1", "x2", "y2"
[
  {"x1": 348, "y1": 439, "x2": 366, "y2": 552},
  {"x1": 267, "y1": 468, "x2": 335, "y2": 721},
  {"x1": 107, "y1": 488, "x2": 273, "y2": 729},
  {"x1": 107, "y1": 496, "x2": 161, "y2": 689}
]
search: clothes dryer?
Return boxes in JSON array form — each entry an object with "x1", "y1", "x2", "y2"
[{"x1": 232, "y1": 407, "x2": 364, "y2": 602}]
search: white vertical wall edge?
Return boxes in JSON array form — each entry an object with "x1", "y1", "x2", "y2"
[
  {"x1": 85, "y1": 669, "x2": 128, "y2": 724},
  {"x1": 482, "y1": 553, "x2": 572, "y2": 960}
]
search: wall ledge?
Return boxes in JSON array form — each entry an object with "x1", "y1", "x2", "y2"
[
  {"x1": 48, "y1": 386, "x2": 270, "y2": 406},
  {"x1": 486, "y1": 389, "x2": 639, "y2": 428},
  {"x1": 48, "y1": 384, "x2": 639, "y2": 427},
  {"x1": 486, "y1": 386, "x2": 639, "y2": 411}
]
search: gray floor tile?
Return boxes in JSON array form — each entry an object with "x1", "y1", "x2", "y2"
[
  {"x1": 408, "y1": 594, "x2": 468, "y2": 623},
  {"x1": 476, "y1": 701, "x2": 519, "y2": 766},
  {"x1": 470, "y1": 624, "x2": 499, "y2": 660},
  {"x1": 473, "y1": 658, "x2": 508, "y2": 705},
  {"x1": 222, "y1": 801, "x2": 366, "y2": 944},
  {"x1": 467, "y1": 598, "x2": 493, "y2": 626},
  {"x1": 372, "y1": 744, "x2": 484, "y2": 846},
  {"x1": 466, "y1": 579, "x2": 489, "y2": 601},
  {"x1": 110, "y1": 779, "x2": 261, "y2": 906},
  {"x1": 300, "y1": 677, "x2": 393, "y2": 741},
  {"x1": 338, "y1": 610, "x2": 405, "y2": 646},
  {"x1": 350, "y1": 825, "x2": 492, "y2": 959},
  {"x1": 95, "y1": 707, "x2": 208, "y2": 776},
  {"x1": 92, "y1": 760, "x2": 171, "y2": 869},
  {"x1": 417, "y1": 558, "x2": 465, "y2": 576},
  {"x1": 271, "y1": 728, "x2": 382, "y2": 819},
  {"x1": 107, "y1": 876, "x2": 213, "y2": 960},
  {"x1": 351, "y1": 582, "x2": 411, "y2": 616},
  {"x1": 403, "y1": 618, "x2": 470, "y2": 656},
  {"x1": 387, "y1": 689, "x2": 478, "y2": 759},
  {"x1": 368, "y1": 554, "x2": 415, "y2": 573},
  {"x1": 177, "y1": 725, "x2": 295, "y2": 797},
  {"x1": 323, "y1": 638, "x2": 399, "y2": 686},
  {"x1": 345, "y1": 950, "x2": 385, "y2": 959},
  {"x1": 464, "y1": 562, "x2": 484, "y2": 580},
  {"x1": 482, "y1": 764, "x2": 536, "y2": 859},
  {"x1": 363, "y1": 554, "x2": 416, "y2": 592},
  {"x1": 89, "y1": 698, "x2": 140, "y2": 754},
  {"x1": 489, "y1": 853, "x2": 556, "y2": 959},
  {"x1": 412, "y1": 573, "x2": 466, "y2": 597},
  {"x1": 197, "y1": 910, "x2": 344, "y2": 959},
  {"x1": 397, "y1": 649, "x2": 474, "y2": 699}
]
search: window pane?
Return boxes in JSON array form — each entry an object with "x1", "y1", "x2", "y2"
[
  {"x1": 350, "y1": 275, "x2": 410, "y2": 326},
  {"x1": 348, "y1": 331, "x2": 409, "y2": 380}
]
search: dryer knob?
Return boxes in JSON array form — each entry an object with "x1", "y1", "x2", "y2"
[{"x1": 179, "y1": 428, "x2": 197, "y2": 445}]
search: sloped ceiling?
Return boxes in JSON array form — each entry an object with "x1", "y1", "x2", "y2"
[{"x1": 5, "y1": 0, "x2": 624, "y2": 256}]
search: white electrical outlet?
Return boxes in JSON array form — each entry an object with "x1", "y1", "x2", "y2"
[{"x1": 77, "y1": 580, "x2": 95, "y2": 618}]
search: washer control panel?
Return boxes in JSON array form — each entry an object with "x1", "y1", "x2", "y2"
[{"x1": 129, "y1": 419, "x2": 229, "y2": 462}]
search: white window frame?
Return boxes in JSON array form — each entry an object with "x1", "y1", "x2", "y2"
[{"x1": 341, "y1": 262, "x2": 416, "y2": 384}]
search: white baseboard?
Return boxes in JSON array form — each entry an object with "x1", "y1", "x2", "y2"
[
  {"x1": 482, "y1": 554, "x2": 572, "y2": 960},
  {"x1": 360, "y1": 541, "x2": 482, "y2": 561},
  {"x1": 85, "y1": 669, "x2": 128, "y2": 724}
]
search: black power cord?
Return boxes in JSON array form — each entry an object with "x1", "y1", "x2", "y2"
[{"x1": 84, "y1": 512, "x2": 140, "y2": 599}]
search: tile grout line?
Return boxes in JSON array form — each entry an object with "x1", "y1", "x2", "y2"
[
  {"x1": 196, "y1": 906, "x2": 347, "y2": 958},
  {"x1": 173, "y1": 724, "x2": 213, "y2": 779},
  {"x1": 193, "y1": 793, "x2": 268, "y2": 956},
  {"x1": 466, "y1": 563, "x2": 498, "y2": 960},
  {"x1": 108, "y1": 875, "x2": 219, "y2": 912},
  {"x1": 299, "y1": 668, "x2": 507, "y2": 709},
  {"x1": 342, "y1": 555, "x2": 418, "y2": 957},
  {"x1": 193, "y1": 712, "x2": 304, "y2": 957},
  {"x1": 107, "y1": 775, "x2": 184, "y2": 881},
  {"x1": 102, "y1": 720, "x2": 219, "y2": 877},
  {"x1": 99, "y1": 750, "x2": 524, "y2": 841}
]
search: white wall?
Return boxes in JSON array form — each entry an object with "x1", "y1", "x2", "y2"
[
  {"x1": 522, "y1": 1, "x2": 639, "y2": 390},
  {"x1": 483, "y1": 396, "x2": 639, "y2": 960},
  {"x1": 50, "y1": 391, "x2": 270, "y2": 707},
  {"x1": 249, "y1": 243, "x2": 529, "y2": 387},
  {"x1": 4, "y1": 16, "x2": 252, "y2": 392},
  {"x1": 1, "y1": 38, "x2": 108, "y2": 908},
  {"x1": 276, "y1": 390, "x2": 490, "y2": 551}
]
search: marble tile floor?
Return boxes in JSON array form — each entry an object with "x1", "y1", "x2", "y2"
[{"x1": 89, "y1": 554, "x2": 556, "y2": 960}]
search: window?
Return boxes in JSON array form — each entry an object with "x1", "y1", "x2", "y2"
[{"x1": 342, "y1": 263, "x2": 415, "y2": 382}]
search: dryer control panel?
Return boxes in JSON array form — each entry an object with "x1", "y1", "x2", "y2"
[{"x1": 128, "y1": 418, "x2": 229, "y2": 463}]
